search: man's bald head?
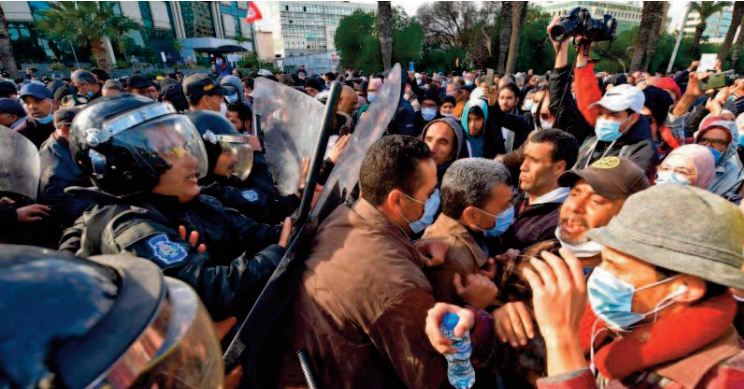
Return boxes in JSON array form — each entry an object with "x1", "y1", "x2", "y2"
[{"x1": 337, "y1": 85, "x2": 358, "y2": 115}]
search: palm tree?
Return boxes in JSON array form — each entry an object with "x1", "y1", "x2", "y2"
[
  {"x1": 690, "y1": 1, "x2": 731, "y2": 58},
  {"x1": 37, "y1": 2, "x2": 139, "y2": 72},
  {"x1": 642, "y1": 2, "x2": 669, "y2": 71},
  {"x1": 377, "y1": 1, "x2": 393, "y2": 71},
  {"x1": 718, "y1": 2, "x2": 744, "y2": 66},
  {"x1": 496, "y1": 2, "x2": 512, "y2": 74},
  {"x1": 630, "y1": 1, "x2": 665, "y2": 72},
  {"x1": 505, "y1": 2, "x2": 527, "y2": 75},
  {"x1": 0, "y1": 5, "x2": 18, "y2": 78}
]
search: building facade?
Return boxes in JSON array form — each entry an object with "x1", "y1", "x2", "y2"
[
  {"x1": 539, "y1": 1, "x2": 645, "y2": 33},
  {"x1": 1, "y1": 1, "x2": 256, "y2": 68},
  {"x1": 253, "y1": 1, "x2": 375, "y2": 71},
  {"x1": 684, "y1": 5, "x2": 733, "y2": 44}
]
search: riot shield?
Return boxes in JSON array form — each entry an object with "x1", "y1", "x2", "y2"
[
  {"x1": 0, "y1": 126, "x2": 40, "y2": 200},
  {"x1": 252, "y1": 78, "x2": 326, "y2": 196},
  {"x1": 310, "y1": 63, "x2": 402, "y2": 223}
]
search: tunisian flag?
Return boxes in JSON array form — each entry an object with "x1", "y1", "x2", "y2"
[{"x1": 245, "y1": 1, "x2": 263, "y2": 23}]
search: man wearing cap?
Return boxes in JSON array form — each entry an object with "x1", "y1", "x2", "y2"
[
  {"x1": 0, "y1": 79, "x2": 17, "y2": 99},
  {"x1": 39, "y1": 107, "x2": 94, "y2": 242},
  {"x1": 0, "y1": 97, "x2": 26, "y2": 129},
  {"x1": 182, "y1": 74, "x2": 226, "y2": 112},
  {"x1": 573, "y1": 45, "x2": 656, "y2": 177},
  {"x1": 71, "y1": 69, "x2": 101, "y2": 101},
  {"x1": 15, "y1": 83, "x2": 54, "y2": 148},
  {"x1": 304, "y1": 76, "x2": 325, "y2": 97},
  {"x1": 127, "y1": 74, "x2": 152, "y2": 98},
  {"x1": 517, "y1": 185, "x2": 744, "y2": 389}
]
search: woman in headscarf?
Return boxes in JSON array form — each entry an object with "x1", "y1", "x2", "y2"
[{"x1": 655, "y1": 144, "x2": 715, "y2": 189}]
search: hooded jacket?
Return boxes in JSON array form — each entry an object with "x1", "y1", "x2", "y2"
[
  {"x1": 699, "y1": 120, "x2": 744, "y2": 202},
  {"x1": 575, "y1": 116, "x2": 657, "y2": 178}
]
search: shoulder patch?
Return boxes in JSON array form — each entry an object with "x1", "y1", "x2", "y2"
[
  {"x1": 241, "y1": 189, "x2": 259, "y2": 202},
  {"x1": 147, "y1": 233, "x2": 188, "y2": 265}
]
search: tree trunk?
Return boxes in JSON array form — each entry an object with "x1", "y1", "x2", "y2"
[
  {"x1": 719, "y1": 2, "x2": 744, "y2": 66},
  {"x1": 691, "y1": 22, "x2": 707, "y2": 58},
  {"x1": 505, "y1": 2, "x2": 527, "y2": 75},
  {"x1": 630, "y1": 2, "x2": 658, "y2": 72},
  {"x1": 643, "y1": 2, "x2": 668, "y2": 72},
  {"x1": 0, "y1": 6, "x2": 18, "y2": 78},
  {"x1": 90, "y1": 38, "x2": 112, "y2": 73},
  {"x1": 377, "y1": 1, "x2": 393, "y2": 71},
  {"x1": 733, "y1": 18, "x2": 744, "y2": 69},
  {"x1": 497, "y1": 2, "x2": 512, "y2": 74}
]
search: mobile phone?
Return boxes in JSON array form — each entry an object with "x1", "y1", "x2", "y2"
[
  {"x1": 699, "y1": 70, "x2": 734, "y2": 91},
  {"x1": 486, "y1": 68, "x2": 494, "y2": 87}
]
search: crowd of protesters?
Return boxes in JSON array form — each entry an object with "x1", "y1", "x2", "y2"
[{"x1": 2, "y1": 16, "x2": 744, "y2": 389}]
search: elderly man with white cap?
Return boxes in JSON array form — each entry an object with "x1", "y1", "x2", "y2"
[{"x1": 574, "y1": 84, "x2": 657, "y2": 176}]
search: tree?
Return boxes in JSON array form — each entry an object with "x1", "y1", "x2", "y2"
[
  {"x1": 335, "y1": 9, "x2": 422, "y2": 74},
  {"x1": 378, "y1": 1, "x2": 393, "y2": 71},
  {"x1": 505, "y1": 2, "x2": 527, "y2": 74},
  {"x1": 0, "y1": 5, "x2": 18, "y2": 77},
  {"x1": 718, "y1": 1, "x2": 744, "y2": 65},
  {"x1": 642, "y1": 2, "x2": 669, "y2": 71},
  {"x1": 37, "y1": 1, "x2": 139, "y2": 72},
  {"x1": 689, "y1": 1, "x2": 731, "y2": 58},
  {"x1": 497, "y1": 2, "x2": 512, "y2": 73},
  {"x1": 516, "y1": 5, "x2": 554, "y2": 74},
  {"x1": 630, "y1": 1, "x2": 665, "y2": 71}
]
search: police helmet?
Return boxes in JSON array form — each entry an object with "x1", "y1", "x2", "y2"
[
  {"x1": 186, "y1": 110, "x2": 253, "y2": 181},
  {"x1": 69, "y1": 94, "x2": 208, "y2": 196},
  {"x1": 0, "y1": 245, "x2": 224, "y2": 388}
]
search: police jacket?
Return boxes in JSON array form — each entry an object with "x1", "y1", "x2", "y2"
[
  {"x1": 233, "y1": 153, "x2": 300, "y2": 225},
  {"x1": 59, "y1": 190, "x2": 285, "y2": 319},
  {"x1": 38, "y1": 134, "x2": 95, "y2": 237}
]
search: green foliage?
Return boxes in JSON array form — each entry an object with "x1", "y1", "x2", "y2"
[
  {"x1": 516, "y1": 6, "x2": 554, "y2": 74},
  {"x1": 50, "y1": 62, "x2": 66, "y2": 70},
  {"x1": 335, "y1": 9, "x2": 422, "y2": 74}
]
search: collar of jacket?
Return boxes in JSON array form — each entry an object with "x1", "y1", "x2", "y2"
[
  {"x1": 579, "y1": 293, "x2": 737, "y2": 383},
  {"x1": 352, "y1": 198, "x2": 411, "y2": 243},
  {"x1": 135, "y1": 192, "x2": 185, "y2": 221},
  {"x1": 426, "y1": 213, "x2": 488, "y2": 268}
]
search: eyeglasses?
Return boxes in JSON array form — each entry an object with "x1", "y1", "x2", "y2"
[{"x1": 698, "y1": 137, "x2": 728, "y2": 147}]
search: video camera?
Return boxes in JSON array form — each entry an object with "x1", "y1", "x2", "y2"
[{"x1": 549, "y1": 7, "x2": 617, "y2": 43}]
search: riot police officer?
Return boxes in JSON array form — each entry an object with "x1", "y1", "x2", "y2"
[
  {"x1": 0, "y1": 244, "x2": 225, "y2": 388},
  {"x1": 60, "y1": 94, "x2": 291, "y2": 320},
  {"x1": 187, "y1": 109, "x2": 305, "y2": 224}
]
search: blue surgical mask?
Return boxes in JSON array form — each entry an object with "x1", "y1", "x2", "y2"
[
  {"x1": 409, "y1": 189, "x2": 440, "y2": 234},
  {"x1": 483, "y1": 205, "x2": 514, "y2": 238},
  {"x1": 594, "y1": 118, "x2": 623, "y2": 142},
  {"x1": 86, "y1": 91, "x2": 94, "y2": 99},
  {"x1": 421, "y1": 107, "x2": 437, "y2": 121},
  {"x1": 708, "y1": 146, "x2": 723, "y2": 165},
  {"x1": 367, "y1": 92, "x2": 377, "y2": 103},
  {"x1": 587, "y1": 267, "x2": 685, "y2": 330},
  {"x1": 655, "y1": 171, "x2": 691, "y2": 186},
  {"x1": 35, "y1": 114, "x2": 53, "y2": 124}
]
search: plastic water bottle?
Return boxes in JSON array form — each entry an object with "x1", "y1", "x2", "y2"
[{"x1": 440, "y1": 313, "x2": 475, "y2": 389}]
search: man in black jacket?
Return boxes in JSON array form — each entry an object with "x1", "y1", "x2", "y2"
[{"x1": 15, "y1": 83, "x2": 55, "y2": 148}]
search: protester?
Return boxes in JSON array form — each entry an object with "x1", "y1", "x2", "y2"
[
  {"x1": 494, "y1": 129, "x2": 578, "y2": 252},
  {"x1": 293, "y1": 135, "x2": 500, "y2": 388},
  {"x1": 127, "y1": 74, "x2": 152, "y2": 98},
  {"x1": 226, "y1": 101, "x2": 252, "y2": 133},
  {"x1": 440, "y1": 95, "x2": 456, "y2": 117},
  {"x1": 15, "y1": 83, "x2": 54, "y2": 148},
  {"x1": 422, "y1": 158, "x2": 511, "y2": 307},
  {"x1": 525, "y1": 185, "x2": 744, "y2": 388},
  {"x1": 0, "y1": 97, "x2": 25, "y2": 128},
  {"x1": 70, "y1": 69, "x2": 101, "y2": 101},
  {"x1": 656, "y1": 144, "x2": 715, "y2": 188},
  {"x1": 0, "y1": 79, "x2": 17, "y2": 99},
  {"x1": 101, "y1": 79, "x2": 125, "y2": 97},
  {"x1": 695, "y1": 116, "x2": 744, "y2": 202}
]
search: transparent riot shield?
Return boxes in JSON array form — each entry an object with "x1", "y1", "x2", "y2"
[
  {"x1": 310, "y1": 63, "x2": 402, "y2": 223},
  {"x1": 252, "y1": 78, "x2": 326, "y2": 196},
  {"x1": 0, "y1": 126, "x2": 40, "y2": 200}
]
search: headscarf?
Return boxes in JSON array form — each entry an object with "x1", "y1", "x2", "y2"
[{"x1": 664, "y1": 144, "x2": 716, "y2": 188}]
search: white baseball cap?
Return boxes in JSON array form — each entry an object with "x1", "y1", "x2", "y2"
[{"x1": 590, "y1": 84, "x2": 645, "y2": 113}]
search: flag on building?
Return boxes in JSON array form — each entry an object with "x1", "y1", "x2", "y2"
[{"x1": 246, "y1": 1, "x2": 263, "y2": 23}]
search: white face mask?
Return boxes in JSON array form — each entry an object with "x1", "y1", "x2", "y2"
[
  {"x1": 541, "y1": 118, "x2": 555, "y2": 129},
  {"x1": 555, "y1": 226, "x2": 603, "y2": 258},
  {"x1": 219, "y1": 102, "x2": 228, "y2": 116}
]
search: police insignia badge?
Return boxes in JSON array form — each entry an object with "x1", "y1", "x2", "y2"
[
  {"x1": 147, "y1": 233, "x2": 188, "y2": 265},
  {"x1": 241, "y1": 189, "x2": 259, "y2": 202}
]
